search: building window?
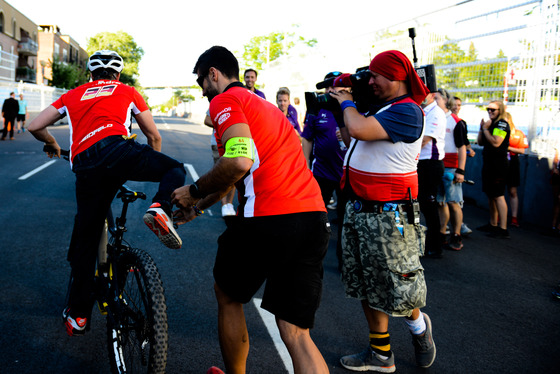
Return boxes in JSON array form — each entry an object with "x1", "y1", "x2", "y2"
[
  {"x1": 12, "y1": 19, "x2": 16, "y2": 38},
  {"x1": 55, "y1": 43, "x2": 60, "y2": 57},
  {"x1": 0, "y1": 13, "x2": 4, "y2": 33}
]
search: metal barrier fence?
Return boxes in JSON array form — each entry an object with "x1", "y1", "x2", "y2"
[
  {"x1": 372, "y1": 0, "x2": 560, "y2": 158},
  {"x1": 0, "y1": 81, "x2": 67, "y2": 121}
]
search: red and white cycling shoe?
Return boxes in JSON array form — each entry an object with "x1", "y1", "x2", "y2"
[
  {"x1": 143, "y1": 202, "x2": 182, "y2": 249},
  {"x1": 62, "y1": 307, "x2": 87, "y2": 336}
]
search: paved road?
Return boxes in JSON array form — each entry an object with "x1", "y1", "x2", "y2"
[{"x1": 0, "y1": 117, "x2": 559, "y2": 373}]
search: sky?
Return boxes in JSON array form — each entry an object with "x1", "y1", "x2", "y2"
[{"x1": 12, "y1": 0, "x2": 468, "y2": 87}]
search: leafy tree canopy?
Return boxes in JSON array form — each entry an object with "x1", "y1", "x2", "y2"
[
  {"x1": 241, "y1": 26, "x2": 317, "y2": 72},
  {"x1": 86, "y1": 31, "x2": 144, "y2": 88},
  {"x1": 49, "y1": 57, "x2": 89, "y2": 89}
]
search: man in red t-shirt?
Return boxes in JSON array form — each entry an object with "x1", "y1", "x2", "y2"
[
  {"x1": 28, "y1": 50, "x2": 186, "y2": 336},
  {"x1": 172, "y1": 46, "x2": 329, "y2": 374}
]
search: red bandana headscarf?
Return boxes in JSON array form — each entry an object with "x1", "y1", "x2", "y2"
[{"x1": 368, "y1": 50, "x2": 430, "y2": 105}]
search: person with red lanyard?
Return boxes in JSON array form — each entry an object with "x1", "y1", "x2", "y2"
[
  {"x1": 28, "y1": 50, "x2": 186, "y2": 336},
  {"x1": 329, "y1": 50, "x2": 435, "y2": 372},
  {"x1": 172, "y1": 46, "x2": 330, "y2": 374}
]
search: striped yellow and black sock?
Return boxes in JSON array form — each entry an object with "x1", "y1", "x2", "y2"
[{"x1": 369, "y1": 331, "x2": 391, "y2": 359}]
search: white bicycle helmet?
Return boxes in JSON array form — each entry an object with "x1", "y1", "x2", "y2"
[{"x1": 87, "y1": 50, "x2": 124, "y2": 73}]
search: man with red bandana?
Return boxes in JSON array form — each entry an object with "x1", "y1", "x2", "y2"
[{"x1": 330, "y1": 50, "x2": 436, "y2": 372}]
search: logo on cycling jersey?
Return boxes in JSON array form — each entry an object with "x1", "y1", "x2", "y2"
[
  {"x1": 80, "y1": 124, "x2": 113, "y2": 144},
  {"x1": 217, "y1": 112, "x2": 230, "y2": 125},
  {"x1": 214, "y1": 107, "x2": 231, "y2": 126},
  {"x1": 81, "y1": 85, "x2": 118, "y2": 101}
]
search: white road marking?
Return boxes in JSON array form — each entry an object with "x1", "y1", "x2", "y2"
[
  {"x1": 253, "y1": 298, "x2": 294, "y2": 374},
  {"x1": 159, "y1": 117, "x2": 171, "y2": 130},
  {"x1": 184, "y1": 163, "x2": 200, "y2": 181},
  {"x1": 18, "y1": 160, "x2": 58, "y2": 180}
]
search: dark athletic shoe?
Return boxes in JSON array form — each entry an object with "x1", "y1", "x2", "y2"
[
  {"x1": 340, "y1": 346, "x2": 396, "y2": 372},
  {"x1": 411, "y1": 313, "x2": 436, "y2": 368}
]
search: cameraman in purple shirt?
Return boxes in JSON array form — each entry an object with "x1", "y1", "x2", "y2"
[{"x1": 302, "y1": 71, "x2": 349, "y2": 270}]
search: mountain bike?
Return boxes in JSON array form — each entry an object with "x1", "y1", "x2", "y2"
[{"x1": 48, "y1": 147, "x2": 168, "y2": 374}]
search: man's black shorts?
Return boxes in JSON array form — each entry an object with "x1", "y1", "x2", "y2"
[{"x1": 213, "y1": 211, "x2": 330, "y2": 329}]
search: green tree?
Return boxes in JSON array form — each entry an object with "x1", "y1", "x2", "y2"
[
  {"x1": 161, "y1": 89, "x2": 195, "y2": 111},
  {"x1": 433, "y1": 39, "x2": 467, "y2": 89},
  {"x1": 86, "y1": 31, "x2": 144, "y2": 87},
  {"x1": 49, "y1": 56, "x2": 89, "y2": 89},
  {"x1": 241, "y1": 28, "x2": 317, "y2": 71}
]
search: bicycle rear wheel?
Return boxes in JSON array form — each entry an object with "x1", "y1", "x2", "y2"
[{"x1": 107, "y1": 248, "x2": 168, "y2": 374}]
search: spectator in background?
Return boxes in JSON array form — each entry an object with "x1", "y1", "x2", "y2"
[
  {"x1": 477, "y1": 100, "x2": 511, "y2": 239},
  {"x1": 436, "y1": 89, "x2": 468, "y2": 251},
  {"x1": 17, "y1": 94, "x2": 28, "y2": 133},
  {"x1": 243, "y1": 69, "x2": 266, "y2": 99},
  {"x1": 505, "y1": 112, "x2": 528, "y2": 228},
  {"x1": 204, "y1": 110, "x2": 236, "y2": 217},
  {"x1": 419, "y1": 92, "x2": 447, "y2": 258},
  {"x1": 293, "y1": 97, "x2": 306, "y2": 125},
  {"x1": 453, "y1": 96, "x2": 476, "y2": 158},
  {"x1": 302, "y1": 70, "x2": 348, "y2": 269},
  {"x1": 2, "y1": 92, "x2": 19, "y2": 140},
  {"x1": 550, "y1": 147, "x2": 560, "y2": 236},
  {"x1": 276, "y1": 87, "x2": 301, "y2": 135},
  {"x1": 452, "y1": 95, "x2": 474, "y2": 236}
]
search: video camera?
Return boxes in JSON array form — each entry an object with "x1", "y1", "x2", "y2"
[
  {"x1": 305, "y1": 27, "x2": 438, "y2": 116},
  {"x1": 304, "y1": 67, "x2": 374, "y2": 116}
]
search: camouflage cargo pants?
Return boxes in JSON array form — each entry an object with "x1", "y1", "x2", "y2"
[{"x1": 341, "y1": 201, "x2": 427, "y2": 317}]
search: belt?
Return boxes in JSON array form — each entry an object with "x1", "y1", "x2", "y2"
[{"x1": 351, "y1": 199, "x2": 408, "y2": 213}]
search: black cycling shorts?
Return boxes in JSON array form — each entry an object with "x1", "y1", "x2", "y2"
[{"x1": 213, "y1": 211, "x2": 330, "y2": 329}]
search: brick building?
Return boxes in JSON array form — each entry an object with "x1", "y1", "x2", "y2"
[{"x1": 0, "y1": 0, "x2": 38, "y2": 83}]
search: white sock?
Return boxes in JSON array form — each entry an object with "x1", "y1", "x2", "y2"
[{"x1": 405, "y1": 313, "x2": 426, "y2": 335}]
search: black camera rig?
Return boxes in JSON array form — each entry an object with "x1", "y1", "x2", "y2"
[{"x1": 305, "y1": 28, "x2": 437, "y2": 117}]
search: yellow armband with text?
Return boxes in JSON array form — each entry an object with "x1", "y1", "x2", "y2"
[
  {"x1": 223, "y1": 137, "x2": 255, "y2": 160},
  {"x1": 492, "y1": 128, "x2": 507, "y2": 138}
]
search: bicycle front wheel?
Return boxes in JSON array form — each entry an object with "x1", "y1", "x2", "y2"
[{"x1": 107, "y1": 248, "x2": 168, "y2": 374}]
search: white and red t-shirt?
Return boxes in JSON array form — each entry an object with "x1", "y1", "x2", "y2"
[
  {"x1": 51, "y1": 79, "x2": 149, "y2": 163},
  {"x1": 442, "y1": 112, "x2": 469, "y2": 168},
  {"x1": 419, "y1": 100, "x2": 446, "y2": 161},
  {"x1": 210, "y1": 83, "x2": 325, "y2": 217},
  {"x1": 341, "y1": 97, "x2": 424, "y2": 201}
]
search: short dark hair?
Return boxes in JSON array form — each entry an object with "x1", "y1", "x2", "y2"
[
  {"x1": 244, "y1": 69, "x2": 258, "y2": 78},
  {"x1": 193, "y1": 46, "x2": 239, "y2": 80},
  {"x1": 92, "y1": 68, "x2": 119, "y2": 81}
]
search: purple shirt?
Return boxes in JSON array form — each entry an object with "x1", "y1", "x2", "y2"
[
  {"x1": 302, "y1": 108, "x2": 347, "y2": 182},
  {"x1": 287, "y1": 104, "x2": 300, "y2": 134},
  {"x1": 254, "y1": 88, "x2": 266, "y2": 99}
]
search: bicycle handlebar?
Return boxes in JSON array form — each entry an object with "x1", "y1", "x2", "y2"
[{"x1": 43, "y1": 144, "x2": 70, "y2": 160}]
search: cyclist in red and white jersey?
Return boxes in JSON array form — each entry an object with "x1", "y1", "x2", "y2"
[{"x1": 28, "y1": 50, "x2": 185, "y2": 336}]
